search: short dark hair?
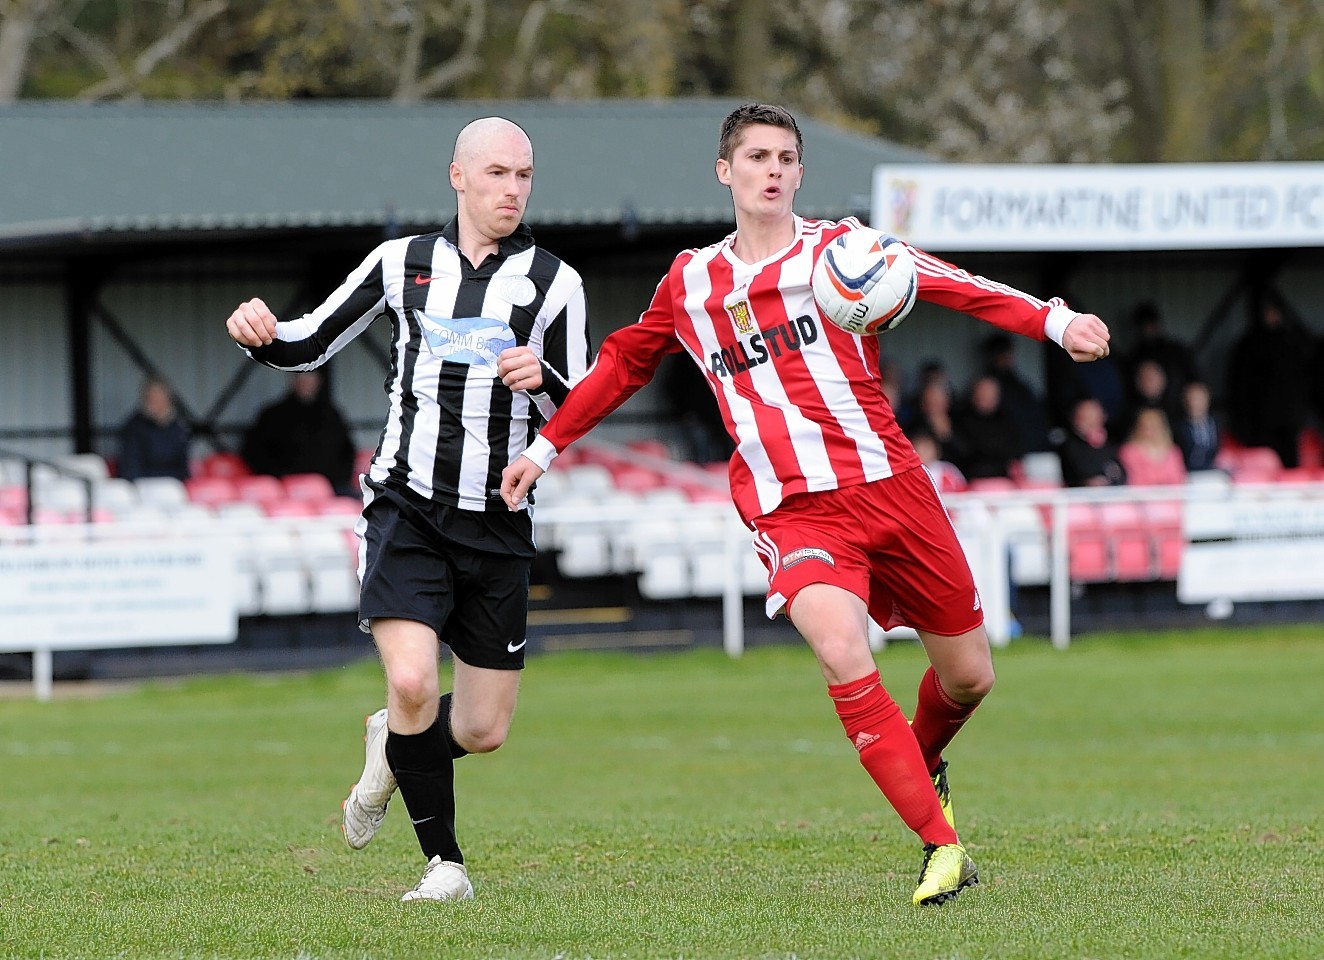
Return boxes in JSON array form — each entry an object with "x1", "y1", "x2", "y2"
[{"x1": 718, "y1": 104, "x2": 803, "y2": 163}]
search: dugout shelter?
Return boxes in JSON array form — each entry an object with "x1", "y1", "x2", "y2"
[
  {"x1": 2, "y1": 100, "x2": 1322, "y2": 468},
  {"x1": 0, "y1": 98, "x2": 930, "y2": 465}
]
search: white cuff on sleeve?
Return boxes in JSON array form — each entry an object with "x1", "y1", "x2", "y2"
[
  {"x1": 1044, "y1": 305, "x2": 1079, "y2": 349},
  {"x1": 522, "y1": 434, "x2": 560, "y2": 472}
]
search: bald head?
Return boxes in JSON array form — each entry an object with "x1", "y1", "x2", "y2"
[
  {"x1": 449, "y1": 116, "x2": 536, "y2": 254},
  {"x1": 453, "y1": 117, "x2": 533, "y2": 168}
]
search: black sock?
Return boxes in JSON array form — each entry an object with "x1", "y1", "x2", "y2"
[
  {"x1": 438, "y1": 692, "x2": 469, "y2": 759},
  {"x1": 386, "y1": 717, "x2": 462, "y2": 863}
]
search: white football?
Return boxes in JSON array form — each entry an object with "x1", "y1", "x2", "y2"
[{"x1": 811, "y1": 228, "x2": 919, "y2": 336}]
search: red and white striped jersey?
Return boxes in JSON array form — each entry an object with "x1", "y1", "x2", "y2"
[{"x1": 531, "y1": 216, "x2": 1078, "y2": 524}]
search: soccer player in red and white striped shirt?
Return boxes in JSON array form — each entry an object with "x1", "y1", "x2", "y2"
[{"x1": 502, "y1": 103, "x2": 1112, "y2": 906}]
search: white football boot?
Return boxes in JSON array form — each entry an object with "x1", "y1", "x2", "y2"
[
  {"x1": 341, "y1": 708, "x2": 396, "y2": 850},
  {"x1": 401, "y1": 856, "x2": 474, "y2": 902}
]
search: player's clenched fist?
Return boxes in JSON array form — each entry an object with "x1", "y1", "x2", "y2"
[
  {"x1": 226, "y1": 297, "x2": 279, "y2": 347},
  {"x1": 497, "y1": 346, "x2": 543, "y2": 392},
  {"x1": 1062, "y1": 313, "x2": 1111, "y2": 363}
]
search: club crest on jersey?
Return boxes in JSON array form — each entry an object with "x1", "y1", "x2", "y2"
[
  {"x1": 494, "y1": 275, "x2": 537, "y2": 307},
  {"x1": 709, "y1": 314, "x2": 819, "y2": 380},
  {"x1": 782, "y1": 547, "x2": 835, "y2": 571},
  {"x1": 726, "y1": 299, "x2": 756, "y2": 335},
  {"x1": 413, "y1": 310, "x2": 516, "y2": 375}
]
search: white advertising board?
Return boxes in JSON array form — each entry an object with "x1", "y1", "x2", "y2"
[
  {"x1": 872, "y1": 162, "x2": 1324, "y2": 251},
  {"x1": 0, "y1": 539, "x2": 238, "y2": 650},
  {"x1": 1178, "y1": 540, "x2": 1324, "y2": 603}
]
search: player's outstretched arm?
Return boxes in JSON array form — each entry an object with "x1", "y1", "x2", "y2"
[
  {"x1": 501, "y1": 456, "x2": 545, "y2": 511},
  {"x1": 226, "y1": 298, "x2": 278, "y2": 347},
  {"x1": 1061, "y1": 313, "x2": 1111, "y2": 363}
]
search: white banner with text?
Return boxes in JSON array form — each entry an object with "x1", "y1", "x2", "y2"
[
  {"x1": 872, "y1": 162, "x2": 1324, "y2": 251},
  {"x1": 0, "y1": 539, "x2": 238, "y2": 650}
]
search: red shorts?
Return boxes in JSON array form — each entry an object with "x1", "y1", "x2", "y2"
[{"x1": 750, "y1": 466, "x2": 983, "y2": 637}]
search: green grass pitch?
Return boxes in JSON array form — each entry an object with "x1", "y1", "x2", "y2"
[{"x1": 1, "y1": 625, "x2": 1320, "y2": 959}]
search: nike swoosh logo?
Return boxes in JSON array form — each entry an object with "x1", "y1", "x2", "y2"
[
  {"x1": 414, "y1": 274, "x2": 438, "y2": 285},
  {"x1": 507, "y1": 639, "x2": 527, "y2": 653},
  {"x1": 411, "y1": 816, "x2": 435, "y2": 825}
]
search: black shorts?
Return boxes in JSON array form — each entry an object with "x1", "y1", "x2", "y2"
[{"x1": 357, "y1": 492, "x2": 530, "y2": 670}]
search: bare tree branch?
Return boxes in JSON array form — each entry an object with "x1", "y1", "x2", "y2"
[
  {"x1": 0, "y1": 0, "x2": 60, "y2": 102},
  {"x1": 396, "y1": 0, "x2": 486, "y2": 101},
  {"x1": 54, "y1": 15, "x2": 127, "y2": 94},
  {"x1": 67, "y1": 0, "x2": 225, "y2": 100},
  {"x1": 503, "y1": 0, "x2": 548, "y2": 94},
  {"x1": 392, "y1": 0, "x2": 425, "y2": 102},
  {"x1": 131, "y1": 0, "x2": 226, "y2": 79}
]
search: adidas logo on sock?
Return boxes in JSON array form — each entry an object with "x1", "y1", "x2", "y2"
[{"x1": 852, "y1": 731, "x2": 880, "y2": 751}]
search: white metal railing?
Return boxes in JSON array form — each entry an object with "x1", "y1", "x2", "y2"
[
  {"x1": 5, "y1": 474, "x2": 1324, "y2": 700},
  {"x1": 534, "y1": 475, "x2": 1324, "y2": 654}
]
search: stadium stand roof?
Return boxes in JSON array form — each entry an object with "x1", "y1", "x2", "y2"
[{"x1": 0, "y1": 99, "x2": 930, "y2": 250}]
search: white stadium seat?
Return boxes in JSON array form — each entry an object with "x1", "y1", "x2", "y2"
[
  {"x1": 32, "y1": 476, "x2": 90, "y2": 513},
  {"x1": 301, "y1": 526, "x2": 360, "y2": 613},
  {"x1": 134, "y1": 476, "x2": 189, "y2": 510},
  {"x1": 638, "y1": 553, "x2": 691, "y2": 600},
  {"x1": 91, "y1": 478, "x2": 139, "y2": 515},
  {"x1": 53, "y1": 453, "x2": 111, "y2": 481}
]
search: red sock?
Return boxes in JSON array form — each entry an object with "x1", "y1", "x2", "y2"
[
  {"x1": 910, "y1": 666, "x2": 980, "y2": 775},
  {"x1": 829, "y1": 670, "x2": 957, "y2": 847}
]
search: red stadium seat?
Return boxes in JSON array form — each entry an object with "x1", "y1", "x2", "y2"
[
  {"x1": 264, "y1": 499, "x2": 318, "y2": 518},
  {"x1": 1228, "y1": 446, "x2": 1282, "y2": 484},
  {"x1": 967, "y1": 477, "x2": 1017, "y2": 493},
  {"x1": 682, "y1": 483, "x2": 729, "y2": 504},
  {"x1": 317, "y1": 496, "x2": 364, "y2": 517},
  {"x1": 1276, "y1": 466, "x2": 1321, "y2": 484},
  {"x1": 1066, "y1": 503, "x2": 1103, "y2": 534},
  {"x1": 611, "y1": 466, "x2": 667, "y2": 494},
  {"x1": 1063, "y1": 503, "x2": 1109, "y2": 580},
  {"x1": 0, "y1": 485, "x2": 26, "y2": 512},
  {"x1": 282, "y1": 472, "x2": 336, "y2": 502},
  {"x1": 626, "y1": 439, "x2": 672, "y2": 461},
  {"x1": 1155, "y1": 530, "x2": 1185, "y2": 580},
  {"x1": 185, "y1": 475, "x2": 238, "y2": 507},
  {"x1": 1111, "y1": 531, "x2": 1154, "y2": 581},
  {"x1": 1212, "y1": 435, "x2": 1246, "y2": 472},
  {"x1": 1142, "y1": 499, "x2": 1184, "y2": 534},
  {"x1": 1097, "y1": 501, "x2": 1146, "y2": 533},
  {"x1": 1069, "y1": 535, "x2": 1110, "y2": 582},
  {"x1": 195, "y1": 452, "x2": 250, "y2": 479},
  {"x1": 234, "y1": 474, "x2": 285, "y2": 507},
  {"x1": 1299, "y1": 428, "x2": 1323, "y2": 469}
]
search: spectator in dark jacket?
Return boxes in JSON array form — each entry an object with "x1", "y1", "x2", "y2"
[
  {"x1": 1058, "y1": 396, "x2": 1127, "y2": 487},
  {"x1": 1173, "y1": 380, "x2": 1221, "y2": 473},
  {"x1": 953, "y1": 374, "x2": 1023, "y2": 481},
  {"x1": 1226, "y1": 300, "x2": 1314, "y2": 468},
  {"x1": 117, "y1": 377, "x2": 191, "y2": 481},
  {"x1": 241, "y1": 370, "x2": 356, "y2": 494},
  {"x1": 980, "y1": 333, "x2": 1051, "y2": 452},
  {"x1": 1122, "y1": 301, "x2": 1197, "y2": 401},
  {"x1": 904, "y1": 380, "x2": 968, "y2": 470}
]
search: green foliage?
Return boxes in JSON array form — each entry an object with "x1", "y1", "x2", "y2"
[
  {"x1": 4, "y1": 0, "x2": 1322, "y2": 160},
  {"x1": 1, "y1": 626, "x2": 1320, "y2": 959}
]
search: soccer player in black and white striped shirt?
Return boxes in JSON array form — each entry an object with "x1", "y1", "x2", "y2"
[{"x1": 226, "y1": 117, "x2": 590, "y2": 902}]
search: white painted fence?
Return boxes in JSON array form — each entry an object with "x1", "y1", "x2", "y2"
[{"x1": 4, "y1": 473, "x2": 1322, "y2": 699}]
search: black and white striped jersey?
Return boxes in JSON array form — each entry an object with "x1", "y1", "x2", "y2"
[{"x1": 245, "y1": 220, "x2": 590, "y2": 512}]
